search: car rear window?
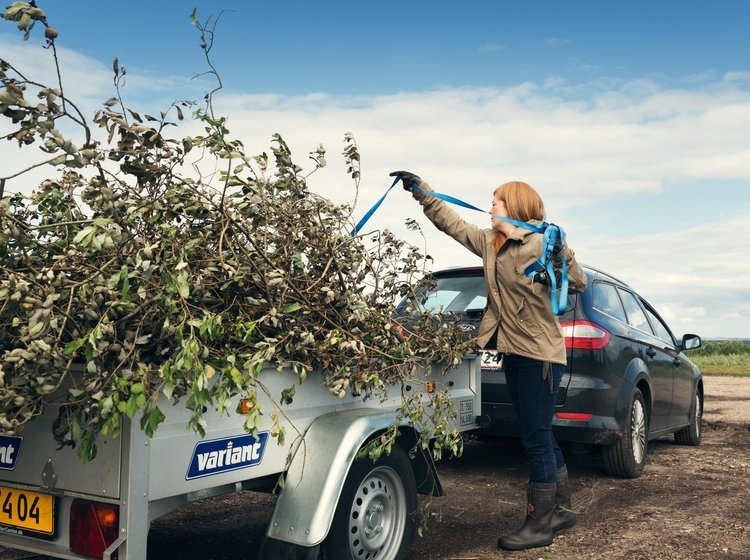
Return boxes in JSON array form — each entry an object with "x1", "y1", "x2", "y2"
[{"x1": 412, "y1": 275, "x2": 486, "y2": 315}]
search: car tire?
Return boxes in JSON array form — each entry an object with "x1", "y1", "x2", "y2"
[
  {"x1": 321, "y1": 444, "x2": 418, "y2": 560},
  {"x1": 674, "y1": 387, "x2": 702, "y2": 446},
  {"x1": 601, "y1": 388, "x2": 648, "y2": 478}
]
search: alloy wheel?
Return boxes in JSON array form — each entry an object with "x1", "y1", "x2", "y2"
[{"x1": 631, "y1": 398, "x2": 647, "y2": 464}]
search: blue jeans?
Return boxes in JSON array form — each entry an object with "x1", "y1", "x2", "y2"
[{"x1": 504, "y1": 354, "x2": 565, "y2": 484}]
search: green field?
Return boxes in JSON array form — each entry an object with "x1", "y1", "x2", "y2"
[{"x1": 686, "y1": 340, "x2": 750, "y2": 377}]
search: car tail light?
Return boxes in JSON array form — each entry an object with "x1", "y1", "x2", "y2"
[
  {"x1": 560, "y1": 320, "x2": 611, "y2": 350},
  {"x1": 69, "y1": 499, "x2": 119, "y2": 559},
  {"x1": 556, "y1": 412, "x2": 593, "y2": 421}
]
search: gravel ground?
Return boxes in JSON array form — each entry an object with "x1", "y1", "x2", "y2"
[{"x1": 1, "y1": 375, "x2": 748, "y2": 559}]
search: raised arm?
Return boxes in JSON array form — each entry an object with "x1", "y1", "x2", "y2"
[{"x1": 390, "y1": 171, "x2": 488, "y2": 258}]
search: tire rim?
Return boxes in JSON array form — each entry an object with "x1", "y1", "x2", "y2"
[
  {"x1": 631, "y1": 398, "x2": 646, "y2": 464},
  {"x1": 347, "y1": 465, "x2": 406, "y2": 560},
  {"x1": 694, "y1": 393, "x2": 702, "y2": 438}
]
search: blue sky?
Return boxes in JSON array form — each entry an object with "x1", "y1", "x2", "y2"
[{"x1": 1, "y1": 1, "x2": 749, "y2": 338}]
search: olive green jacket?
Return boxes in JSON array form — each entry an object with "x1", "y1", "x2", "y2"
[{"x1": 414, "y1": 183, "x2": 587, "y2": 365}]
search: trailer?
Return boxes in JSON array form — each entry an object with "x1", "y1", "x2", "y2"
[{"x1": 0, "y1": 356, "x2": 481, "y2": 559}]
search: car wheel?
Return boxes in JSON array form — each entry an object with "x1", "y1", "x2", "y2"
[
  {"x1": 674, "y1": 387, "x2": 702, "y2": 446},
  {"x1": 601, "y1": 388, "x2": 648, "y2": 478},
  {"x1": 321, "y1": 444, "x2": 417, "y2": 560}
]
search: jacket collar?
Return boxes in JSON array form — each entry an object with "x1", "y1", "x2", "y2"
[{"x1": 509, "y1": 219, "x2": 543, "y2": 244}]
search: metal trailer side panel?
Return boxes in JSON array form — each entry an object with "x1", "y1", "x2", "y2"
[
  {"x1": 0, "y1": 356, "x2": 481, "y2": 559},
  {"x1": 0, "y1": 411, "x2": 122, "y2": 498},
  {"x1": 266, "y1": 355, "x2": 482, "y2": 548},
  {"x1": 146, "y1": 356, "x2": 480, "y2": 501},
  {"x1": 266, "y1": 408, "x2": 401, "y2": 547}
]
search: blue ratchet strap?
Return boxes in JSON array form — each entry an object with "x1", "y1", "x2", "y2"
[
  {"x1": 410, "y1": 184, "x2": 547, "y2": 233},
  {"x1": 351, "y1": 178, "x2": 569, "y2": 314},
  {"x1": 523, "y1": 224, "x2": 568, "y2": 316},
  {"x1": 350, "y1": 176, "x2": 401, "y2": 236}
]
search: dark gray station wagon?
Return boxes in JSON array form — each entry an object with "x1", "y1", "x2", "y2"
[{"x1": 396, "y1": 265, "x2": 704, "y2": 478}]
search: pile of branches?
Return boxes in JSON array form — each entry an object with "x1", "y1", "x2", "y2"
[{"x1": 0, "y1": 2, "x2": 471, "y2": 461}]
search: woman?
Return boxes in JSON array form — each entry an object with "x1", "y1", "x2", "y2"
[{"x1": 391, "y1": 171, "x2": 587, "y2": 551}]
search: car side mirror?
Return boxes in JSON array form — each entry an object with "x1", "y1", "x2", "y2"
[{"x1": 681, "y1": 334, "x2": 702, "y2": 351}]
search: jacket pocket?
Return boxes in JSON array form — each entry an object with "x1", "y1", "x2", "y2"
[{"x1": 517, "y1": 298, "x2": 542, "y2": 338}]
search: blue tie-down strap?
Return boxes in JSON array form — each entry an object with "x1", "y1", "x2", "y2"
[
  {"x1": 523, "y1": 224, "x2": 569, "y2": 316},
  {"x1": 350, "y1": 176, "x2": 401, "y2": 236},
  {"x1": 351, "y1": 177, "x2": 569, "y2": 314},
  {"x1": 411, "y1": 184, "x2": 548, "y2": 234}
]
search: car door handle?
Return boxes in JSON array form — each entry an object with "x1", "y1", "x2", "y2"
[{"x1": 646, "y1": 348, "x2": 657, "y2": 358}]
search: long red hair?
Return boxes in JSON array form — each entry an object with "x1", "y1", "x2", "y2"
[{"x1": 491, "y1": 181, "x2": 545, "y2": 251}]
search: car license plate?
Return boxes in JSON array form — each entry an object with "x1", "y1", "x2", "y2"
[
  {"x1": 480, "y1": 350, "x2": 504, "y2": 370},
  {"x1": 0, "y1": 485, "x2": 55, "y2": 537}
]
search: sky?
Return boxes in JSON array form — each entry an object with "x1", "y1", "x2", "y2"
[{"x1": 1, "y1": 0, "x2": 749, "y2": 339}]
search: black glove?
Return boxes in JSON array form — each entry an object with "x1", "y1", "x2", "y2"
[
  {"x1": 551, "y1": 226, "x2": 564, "y2": 255},
  {"x1": 389, "y1": 170, "x2": 421, "y2": 191}
]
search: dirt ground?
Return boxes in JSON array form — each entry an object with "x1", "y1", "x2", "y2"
[{"x1": 2, "y1": 375, "x2": 748, "y2": 560}]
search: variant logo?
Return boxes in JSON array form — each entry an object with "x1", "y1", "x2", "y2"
[
  {"x1": 186, "y1": 432, "x2": 269, "y2": 480},
  {"x1": 0, "y1": 436, "x2": 22, "y2": 471}
]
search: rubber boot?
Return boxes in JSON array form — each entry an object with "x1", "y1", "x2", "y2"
[
  {"x1": 551, "y1": 465, "x2": 577, "y2": 533},
  {"x1": 498, "y1": 481, "x2": 556, "y2": 550}
]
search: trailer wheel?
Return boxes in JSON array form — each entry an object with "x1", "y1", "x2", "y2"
[{"x1": 322, "y1": 444, "x2": 417, "y2": 560}]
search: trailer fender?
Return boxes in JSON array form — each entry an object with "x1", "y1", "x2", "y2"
[{"x1": 265, "y1": 407, "x2": 440, "y2": 548}]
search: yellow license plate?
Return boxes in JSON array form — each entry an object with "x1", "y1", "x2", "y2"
[{"x1": 0, "y1": 485, "x2": 55, "y2": 536}]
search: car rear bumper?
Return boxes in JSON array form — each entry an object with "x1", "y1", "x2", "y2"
[{"x1": 477, "y1": 402, "x2": 623, "y2": 446}]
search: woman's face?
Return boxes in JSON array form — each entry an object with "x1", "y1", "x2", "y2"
[{"x1": 490, "y1": 192, "x2": 509, "y2": 231}]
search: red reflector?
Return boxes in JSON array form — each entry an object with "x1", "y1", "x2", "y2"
[
  {"x1": 70, "y1": 499, "x2": 119, "y2": 559},
  {"x1": 556, "y1": 412, "x2": 593, "y2": 421},
  {"x1": 560, "y1": 320, "x2": 611, "y2": 350}
]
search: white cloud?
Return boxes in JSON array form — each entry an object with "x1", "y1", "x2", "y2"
[
  {"x1": 3, "y1": 37, "x2": 749, "y2": 337},
  {"x1": 577, "y1": 214, "x2": 750, "y2": 338}
]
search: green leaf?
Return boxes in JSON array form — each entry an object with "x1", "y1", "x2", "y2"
[
  {"x1": 282, "y1": 302, "x2": 302, "y2": 313},
  {"x1": 124, "y1": 394, "x2": 139, "y2": 419},
  {"x1": 140, "y1": 407, "x2": 166, "y2": 437},
  {"x1": 63, "y1": 338, "x2": 86, "y2": 356},
  {"x1": 229, "y1": 366, "x2": 243, "y2": 386},
  {"x1": 162, "y1": 380, "x2": 174, "y2": 401},
  {"x1": 175, "y1": 271, "x2": 190, "y2": 298},
  {"x1": 72, "y1": 226, "x2": 95, "y2": 246}
]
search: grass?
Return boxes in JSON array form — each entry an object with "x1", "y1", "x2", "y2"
[
  {"x1": 686, "y1": 340, "x2": 750, "y2": 377},
  {"x1": 690, "y1": 363, "x2": 750, "y2": 377}
]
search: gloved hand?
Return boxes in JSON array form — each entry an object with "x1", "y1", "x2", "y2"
[
  {"x1": 389, "y1": 170, "x2": 421, "y2": 191},
  {"x1": 551, "y1": 226, "x2": 564, "y2": 255}
]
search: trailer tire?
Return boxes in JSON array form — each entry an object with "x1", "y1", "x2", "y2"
[{"x1": 322, "y1": 444, "x2": 418, "y2": 560}]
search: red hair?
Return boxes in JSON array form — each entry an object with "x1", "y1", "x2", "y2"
[{"x1": 491, "y1": 181, "x2": 545, "y2": 251}]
